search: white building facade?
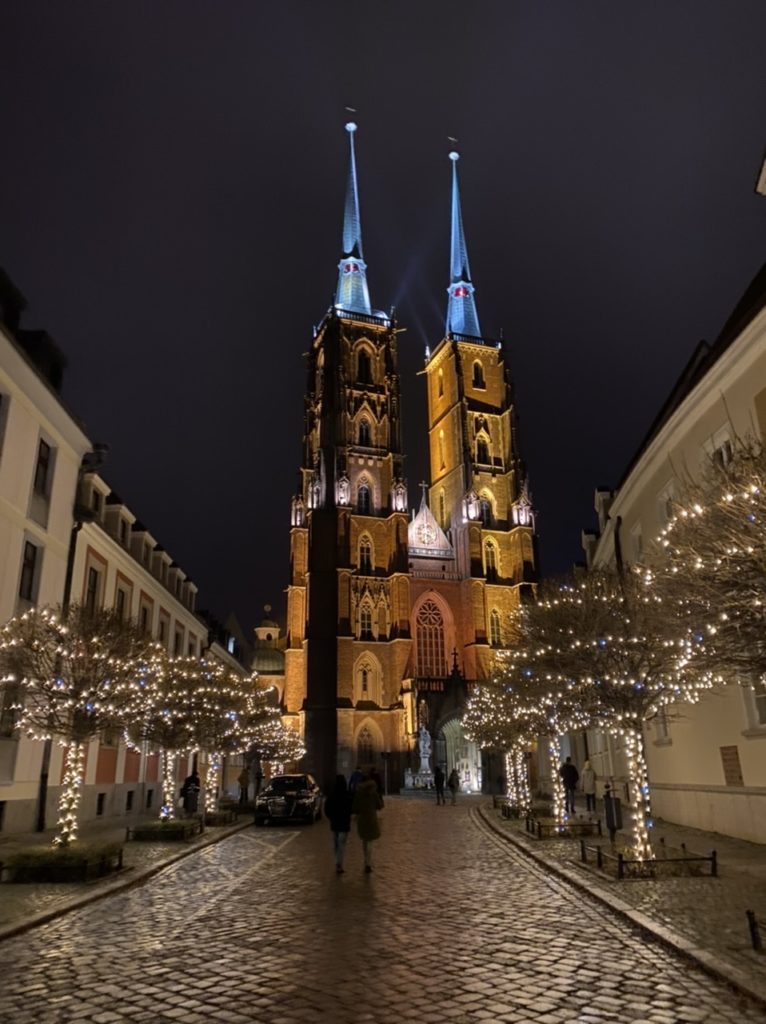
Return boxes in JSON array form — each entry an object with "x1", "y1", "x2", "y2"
[{"x1": 582, "y1": 263, "x2": 766, "y2": 843}]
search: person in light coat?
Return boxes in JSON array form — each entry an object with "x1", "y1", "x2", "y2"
[
  {"x1": 581, "y1": 760, "x2": 597, "y2": 813},
  {"x1": 352, "y1": 772, "x2": 384, "y2": 873}
]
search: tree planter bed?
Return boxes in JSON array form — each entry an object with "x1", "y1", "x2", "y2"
[
  {"x1": 205, "y1": 809, "x2": 237, "y2": 826},
  {"x1": 0, "y1": 842, "x2": 124, "y2": 883},
  {"x1": 127, "y1": 819, "x2": 202, "y2": 841},
  {"x1": 525, "y1": 815, "x2": 602, "y2": 839}
]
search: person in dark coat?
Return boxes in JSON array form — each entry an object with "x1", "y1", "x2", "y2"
[
  {"x1": 434, "y1": 765, "x2": 446, "y2": 805},
  {"x1": 352, "y1": 772, "x2": 384, "y2": 873},
  {"x1": 324, "y1": 775, "x2": 354, "y2": 874},
  {"x1": 348, "y1": 766, "x2": 364, "y2": 794},
  {"x1": 559, "y1": 756, "x2": 579, "y2": 813},
  {"x1": 180, "y1": 770, "x2": 200, "y2": 816},
  {"x1": 447, "y1": 768, "x2": 459, "y2": 805}
]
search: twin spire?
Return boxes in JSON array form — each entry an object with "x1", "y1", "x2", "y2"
[{"x1": 333, "y1": 124, "x2": 483, "y2": 341}]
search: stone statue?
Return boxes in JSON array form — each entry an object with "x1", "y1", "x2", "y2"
[{"x1": 418, "y1": 725, "x2": 431, "y2": 772}]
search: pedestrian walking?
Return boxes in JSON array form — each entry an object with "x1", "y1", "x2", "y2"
[
  {"x1": 348, "y1": 766, "x2": 364, "y2": 794},
  {"x1": 180, "y1": 770, "x2": 200, "y2": 816},
  {"x1": 447, "y1": 768, "x2": 459, "y2": 805},
  {"x1": 559, "y1": 756, "x2": 579, "y2": 814},
  {"x1": 580, "y1": 759, "x2": 596, "y2": 813},
  {"x1": 254, "y1": 767, "x2": 264, "y2": 796},
  {"x1": 237, "y1": 766, "x2": 250, "y2": 806},
  {"x1": 434, "y1": 765, "x2": 446, "y2": 805},
  {"x1": 324, "y1": 775, "x2": 354, "y2": 875},
  {"x1": 352, "y1": 771, "x2": 384, "y2": 873}
]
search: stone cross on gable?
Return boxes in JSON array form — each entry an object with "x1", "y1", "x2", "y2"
[{"x1": 419, "y1": 481, "x2": 428, "y2": 504}]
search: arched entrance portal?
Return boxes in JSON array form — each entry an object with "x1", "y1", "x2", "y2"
[{"x1": 439, "y1": 716, "x2": 482, "y2": 794}]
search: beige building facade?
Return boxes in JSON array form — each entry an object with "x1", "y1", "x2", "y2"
[{"x1": 582, "y1": 263, "x2": 766, "y2": 843}]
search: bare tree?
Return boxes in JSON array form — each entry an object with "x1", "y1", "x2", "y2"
[{"x1": 0, "y1": 605, "x2": 153, "y2": 845}]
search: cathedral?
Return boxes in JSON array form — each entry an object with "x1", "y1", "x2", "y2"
[{"x1": 282, "y1": 124, "x2": 537, "y2": 791}]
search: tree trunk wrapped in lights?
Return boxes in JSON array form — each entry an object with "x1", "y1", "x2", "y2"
[{"x1": 0, "y1": 605, "x2": 154, "y2": 846}]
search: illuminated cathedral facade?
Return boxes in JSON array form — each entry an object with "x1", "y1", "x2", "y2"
[{"x1": 283, "y1": 125, "x2": 537, "y2": 790}]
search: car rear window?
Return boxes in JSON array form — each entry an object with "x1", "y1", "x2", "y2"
[{"x1": 269, "y1": 776, "x2": 307, "y2": 793}]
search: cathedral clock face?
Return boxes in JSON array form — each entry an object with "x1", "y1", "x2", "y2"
[{"x1": 418, "y1": 521, "x2": 437, "y2": 545}]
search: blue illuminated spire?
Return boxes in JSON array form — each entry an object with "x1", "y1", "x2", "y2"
[
  {"x1": 334, "y1": 123, "x2": 372, "y2": 315},
  {"x1": 446, "y1": 151, "x2": 481, "y2": 338}
]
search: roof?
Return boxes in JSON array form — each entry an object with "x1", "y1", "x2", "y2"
[{"x1": 252, "y1": 646, "x2": 285, "y2": 675}]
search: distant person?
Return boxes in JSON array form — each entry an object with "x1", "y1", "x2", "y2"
[
  {"x1": 180, "y1": 770, "x2": 200, "y2": 816},
  {"x1": 348, "y1": 766, "x2": 364, "y2": 794},
  {"x1": 353, "y1": 771, "x2": 384, "y2": 873},
  {"x1": 237, "y1": 766, "x2": 250, "y2": 806},
  {"x1": 447, "y1": 768, "x2": 459, "y2": 805},
  {"x1": 581, "y1": 760, "x2": 596, "y2": 813},
  {"x1": 324, "y1": 775, "x2": 354, "y2": 875},
  {"x1": 254, "y1": 767, "x2": 264, "y2": 796},
  {"x1": 370, "y1": 768, "x2": 384, "y2": 795},
  {"x1": 559, "y1": 757, "x2": 579, "y2": 814},
  {"x1": 434, "y1": 765, "x2": 446, "y2": 805}
]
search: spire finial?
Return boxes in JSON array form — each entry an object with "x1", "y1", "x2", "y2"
[
  {"x1": 334, "y1": 121, "x2": 372, "y2": 315},
  {"x1": 445, "y1": 149, "x2": 481, "y2": 339}
]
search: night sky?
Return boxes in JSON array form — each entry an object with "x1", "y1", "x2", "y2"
[{"x1": 1, "y1": 3, "x2": 764, "y2": 635}]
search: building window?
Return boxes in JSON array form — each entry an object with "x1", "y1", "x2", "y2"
[
  {"x1": 19, "y1": 540, "x2": 39, "y2": 603},
  {"x1": 631, "y1": 524, "x2": 644, "y2": 564},
  {"x1": 489, "y1": 609, "x2": 501, "y2": 646},
  {"x1": 174, "y1": 629, "x2": 184, "y2": 655},
  {"x1": 477, "y1": 438, "x2": 490, "y2": 465},
  {"x1": 96, "y1": 793, "x2": 106, "y2": 817},
  {"x1": 437, "y1": 369, "x2": 444, "y2": 398},
  {"x1": 140, "y1": 604, "x2": 151, "y2": 633},
  {"x1": 33, "y1": 439, "x2": 52, "y2": 496},
  {"x1": 188, "y1": 637, "x2": 196, "y2": 657},
  {"x1": 85, "y1": 566, "x2": 101, "y2": 614},
  {"x1": 472, "y1": 361, "x2": 485, "y2": 389},
  {"x1": 126, "y1": 790, "x2": 134, "y2": 812},
  {"x1": 158, "y1": 616, "x2": 168, "y2": 644},
  {"x1": 361, "y1": 667, "x2": 369, "y2": 695},
  {"x1": 357, "y1": 350, "x2": 372, "y2": 384},
  {"x1": 485, "y1": 541, "x2": 498, "y2": 582},
  {"x1": 480, "y1": 497, "x2": 491, "y2": 526},
  {"x1": 416, "y1": 599, "x2": 446, "y2": 677},
  {"x1": 357, "y1": 725, "x2": 374, "y2": 766},
  {"x1": 357, "y1": 483, "x2": 371, "y2": 515},
  {"x1": 359, "y1": 538, "x2": 372, "y2": 574},
  {"x1": 439, "y1": 430, "x2": 446, "y2": 470},
  {"x1": 115, "y1": 587, "x2": 128, "y2": 620},
  {"x1": 358, "y1": 418, "x2": 371, "y2": 447},
  {"x1": 360, "y1": 604, "x2": 374, "y2": 640},
  {"x1": 146, "y1": 789, "x2": 154, "y2": 809}
]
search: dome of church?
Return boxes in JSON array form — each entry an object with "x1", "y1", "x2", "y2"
[{"x1": 252, "y1": 646, "x2": 285, "y2": 675}]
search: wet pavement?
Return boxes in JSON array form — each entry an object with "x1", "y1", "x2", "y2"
[{"x1": 0, "y1": 797, "x2": 763, "y2": 1023}]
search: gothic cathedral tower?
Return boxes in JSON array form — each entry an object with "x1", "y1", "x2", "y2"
[
  {"x1": 413, "y1": 148, "x2": 536, "y2": 688},
  {"x1": 284, "y1": 124, "x2": 412, "y2": 788}
]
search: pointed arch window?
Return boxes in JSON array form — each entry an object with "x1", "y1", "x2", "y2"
[
  {"x1": 439, "y1": 430, "x2": 446, "y2": 470},
  {"x1": 479, "y1": 497, "x2": 492, "y2": 526},
  {"x1": 357, "y1": 482, "x2": 371, "y2": 515},
  {"x1": 359, "y1": 537, "x2": 372, "y2": 574},
  {"x1": 357, "y1": 349, "x2": 372, "y2": 385},
  {"x1": 485, "y1": 541, "x2": 498, "y2": 582},
  {"x1": 360, "y1": 602, "x2": 374, "y2": 640},
  {"x1": 358, "y1": 417, "x2": 371, "y2": 447},
  {"x1": 437, "y1": 369, "x2": 444, "y2": 398},
  {"x1": 357, "y1": 725, "x2": 374, "y2": 767},
  {"x1": 489, "y1": 609, "x2": 501, "y2": 647},
  {"x1": 477, "y1": 438, "x2": 490, "y2": 465},
  {"x1": 472, "y1": 361, "x2": 485, "y2": 389},
  {"x1": 416, "y1": 599, "x2": 446, "y2": 678}
]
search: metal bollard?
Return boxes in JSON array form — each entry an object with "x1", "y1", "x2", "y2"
[
  {"x1": 617, "y1": 852, "x2": 624, "y2": 879},
  {"x1": 746, "y1": 910, "x2": 763, "y2": 952},
  {"x1": 596, "y1": 846, "x2": 603, "y2": 870}
]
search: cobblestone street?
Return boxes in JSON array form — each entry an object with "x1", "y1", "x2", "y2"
[{"x1": 0, "y1": 798, "x2": 763, "y2": 1024}]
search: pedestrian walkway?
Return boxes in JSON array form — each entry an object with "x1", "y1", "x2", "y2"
[
  {"x1": 480, "y1": 799, "x2": 766, "y2": 1009},
  {"x1": 0, "y1": 797, "x2": 763, "y2": 1023},
  {"x1": 0, "y1": 812, "x2": 251, "y2": 941}
]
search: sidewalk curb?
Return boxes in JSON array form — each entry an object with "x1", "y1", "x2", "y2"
[
  {"x1": 0, "y1": 818, "x2": 252, "y2": 944},
  {"x1": 477, "y1": 806, "x2": 766, "y2": 1012}
]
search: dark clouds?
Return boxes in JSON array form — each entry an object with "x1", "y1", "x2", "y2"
[{"x1": 1, "y1": 1, "x2": 764, "y2": 631}]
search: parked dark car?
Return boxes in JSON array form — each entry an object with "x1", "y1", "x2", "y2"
[{"x1": 254, "y1": 774, "x2": 322, "y2": 825}]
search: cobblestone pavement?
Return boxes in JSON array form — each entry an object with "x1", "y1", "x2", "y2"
[
  {"x1": 0, "y1": 818, "x2": 249, "y2": 935},
  {"x1": 0, "y1": 798, "x2": 764, "y2": 1023},
  {"x1": 482, "y1": 805, "x2": 766, "y2": 995}
]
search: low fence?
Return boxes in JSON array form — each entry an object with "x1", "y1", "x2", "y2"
[
  {"x1": 579, "y1": 839, "x2": 717, "y2": 879},
  {"x1": 525, "y1": 816, "x2": 602, "y2": 839}
]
